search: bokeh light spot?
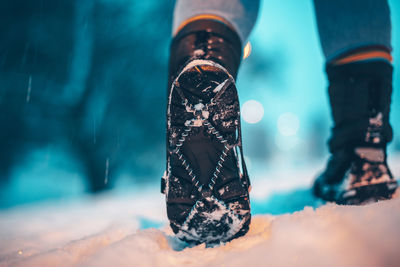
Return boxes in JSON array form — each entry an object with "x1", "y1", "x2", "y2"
[
  {"x1": 242, "y1": 100, "x2": 264, "y2": 124},
  {"x1": 243, "y1": 42, "x2": 252, "y2": 59}
]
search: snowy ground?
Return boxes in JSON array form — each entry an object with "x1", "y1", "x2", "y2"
[
  {"x1": 0, "y1": 189, "x2": 400, "y2": 267},
  {"x1": 1, "y1": 157, "x2": 400, "y2": 267},
  {"x1": 1, "y1": 189, "x2": 400, "y2": 267}
]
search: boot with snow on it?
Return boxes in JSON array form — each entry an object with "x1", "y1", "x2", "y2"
[
  {"x1": 313, "y1": 61, "x2": 398, "y2": 205},
  {"x1": 161, "y1": 19, "x2": 251, "y2": 246}
]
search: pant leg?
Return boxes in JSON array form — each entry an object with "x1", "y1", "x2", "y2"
[
  {"x1": 313, "y1": 0, "x2": 392, "y2": 62},
  {"x1": 173, "y1": 0, "x2": 260, "y2": 44}
]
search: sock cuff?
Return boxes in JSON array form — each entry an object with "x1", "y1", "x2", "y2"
[
  {"x1": 173, "y1": 14, "x2": 237, "y2": 38},
  {"x1": 330, "y1": 46, "x2": 392, "y2": 65}
]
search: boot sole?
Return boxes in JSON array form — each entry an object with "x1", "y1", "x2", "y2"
[
  {"x1": 314, "y1": 178, "x2": 398, "y2": 205},
  {"x1": 338, "y1": 180, "x2": 398, "y2": 205},
  {"x1": 165, "y1": 60, "x2": 251, "y2": 245}
]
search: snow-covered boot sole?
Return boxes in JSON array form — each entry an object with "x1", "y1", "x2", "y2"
[
  {"x1": 314, "y1": 178, "x2": 398, "y2": 205},
  {"x1": 339, "y1": 180, "x2": 398, "y2": 205},
  {"x1": 162, "y1": 60, "x2": 251, "y2": 246},
  {"x1": 313, "y1": 147, "x2": 398, "y2": 205}
]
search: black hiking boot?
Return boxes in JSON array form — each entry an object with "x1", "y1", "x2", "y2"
[
  {"x1": 161, "y1": 19, "x2": 251, "y2": 245},
  {"x1": 313, "y1": 60, "x2": 398, "y2": 205}
]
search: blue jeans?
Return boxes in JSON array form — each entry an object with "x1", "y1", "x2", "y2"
[{"x1": 173, "y1": 0, "x2": 392, "y2": 61}]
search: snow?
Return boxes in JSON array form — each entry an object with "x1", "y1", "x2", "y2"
[
  {"x1": 1, "y1": 185, "x2": 400, "y2": 267},
  {"x1": 175, "y1": 196, "x2": 246, "y2": 245},
  {"x1": 213, "y1": 79, "x2": 229, "y2": 93}
]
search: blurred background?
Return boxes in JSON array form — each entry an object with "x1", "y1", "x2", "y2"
[{"x1": 0, "y1": 0, "x2": 399, "y2": 209}]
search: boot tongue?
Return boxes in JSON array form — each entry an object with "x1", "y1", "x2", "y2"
[{"x1": 354, "y1": 147, "x2": 385, "y2": 163}]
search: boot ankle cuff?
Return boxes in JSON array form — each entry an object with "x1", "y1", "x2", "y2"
[
  {"x1": 327, "y1": 61, "x2": 393, "y2": 152},
  {"x1": 326, "y1": 60, "x2": 393, "y2": 82},
  {"x1": 169, "y1": 19, "x2": 242, "y2": 84}
]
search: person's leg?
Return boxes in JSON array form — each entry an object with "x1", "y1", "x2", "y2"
[
  {"x1": 163, "y1": 0, "x2": 259, "y2": 245},
  {"x1": 314, "y1": 0, "x2": 392, "y2": 63},
  {"x1": 313, "y1": 0, "x2": 397, "y2": 204},
  {"x1": 169, "y1": 0, "x2": 260, "y2": 83},
  {"x1": 173, "y1": 0, "x2": 259, "y2": 44}
]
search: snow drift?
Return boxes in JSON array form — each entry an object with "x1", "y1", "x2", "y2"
[{"x1": 1, "y1": 187, "x2": 399, "y2": 267}]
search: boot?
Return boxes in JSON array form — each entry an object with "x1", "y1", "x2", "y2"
[
  {"x1": 162, "y1": 19, "x2": 251, "y2": 245},
  {"x1": 313, "y1": 61, "x2": 398, "y2": 204}
]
